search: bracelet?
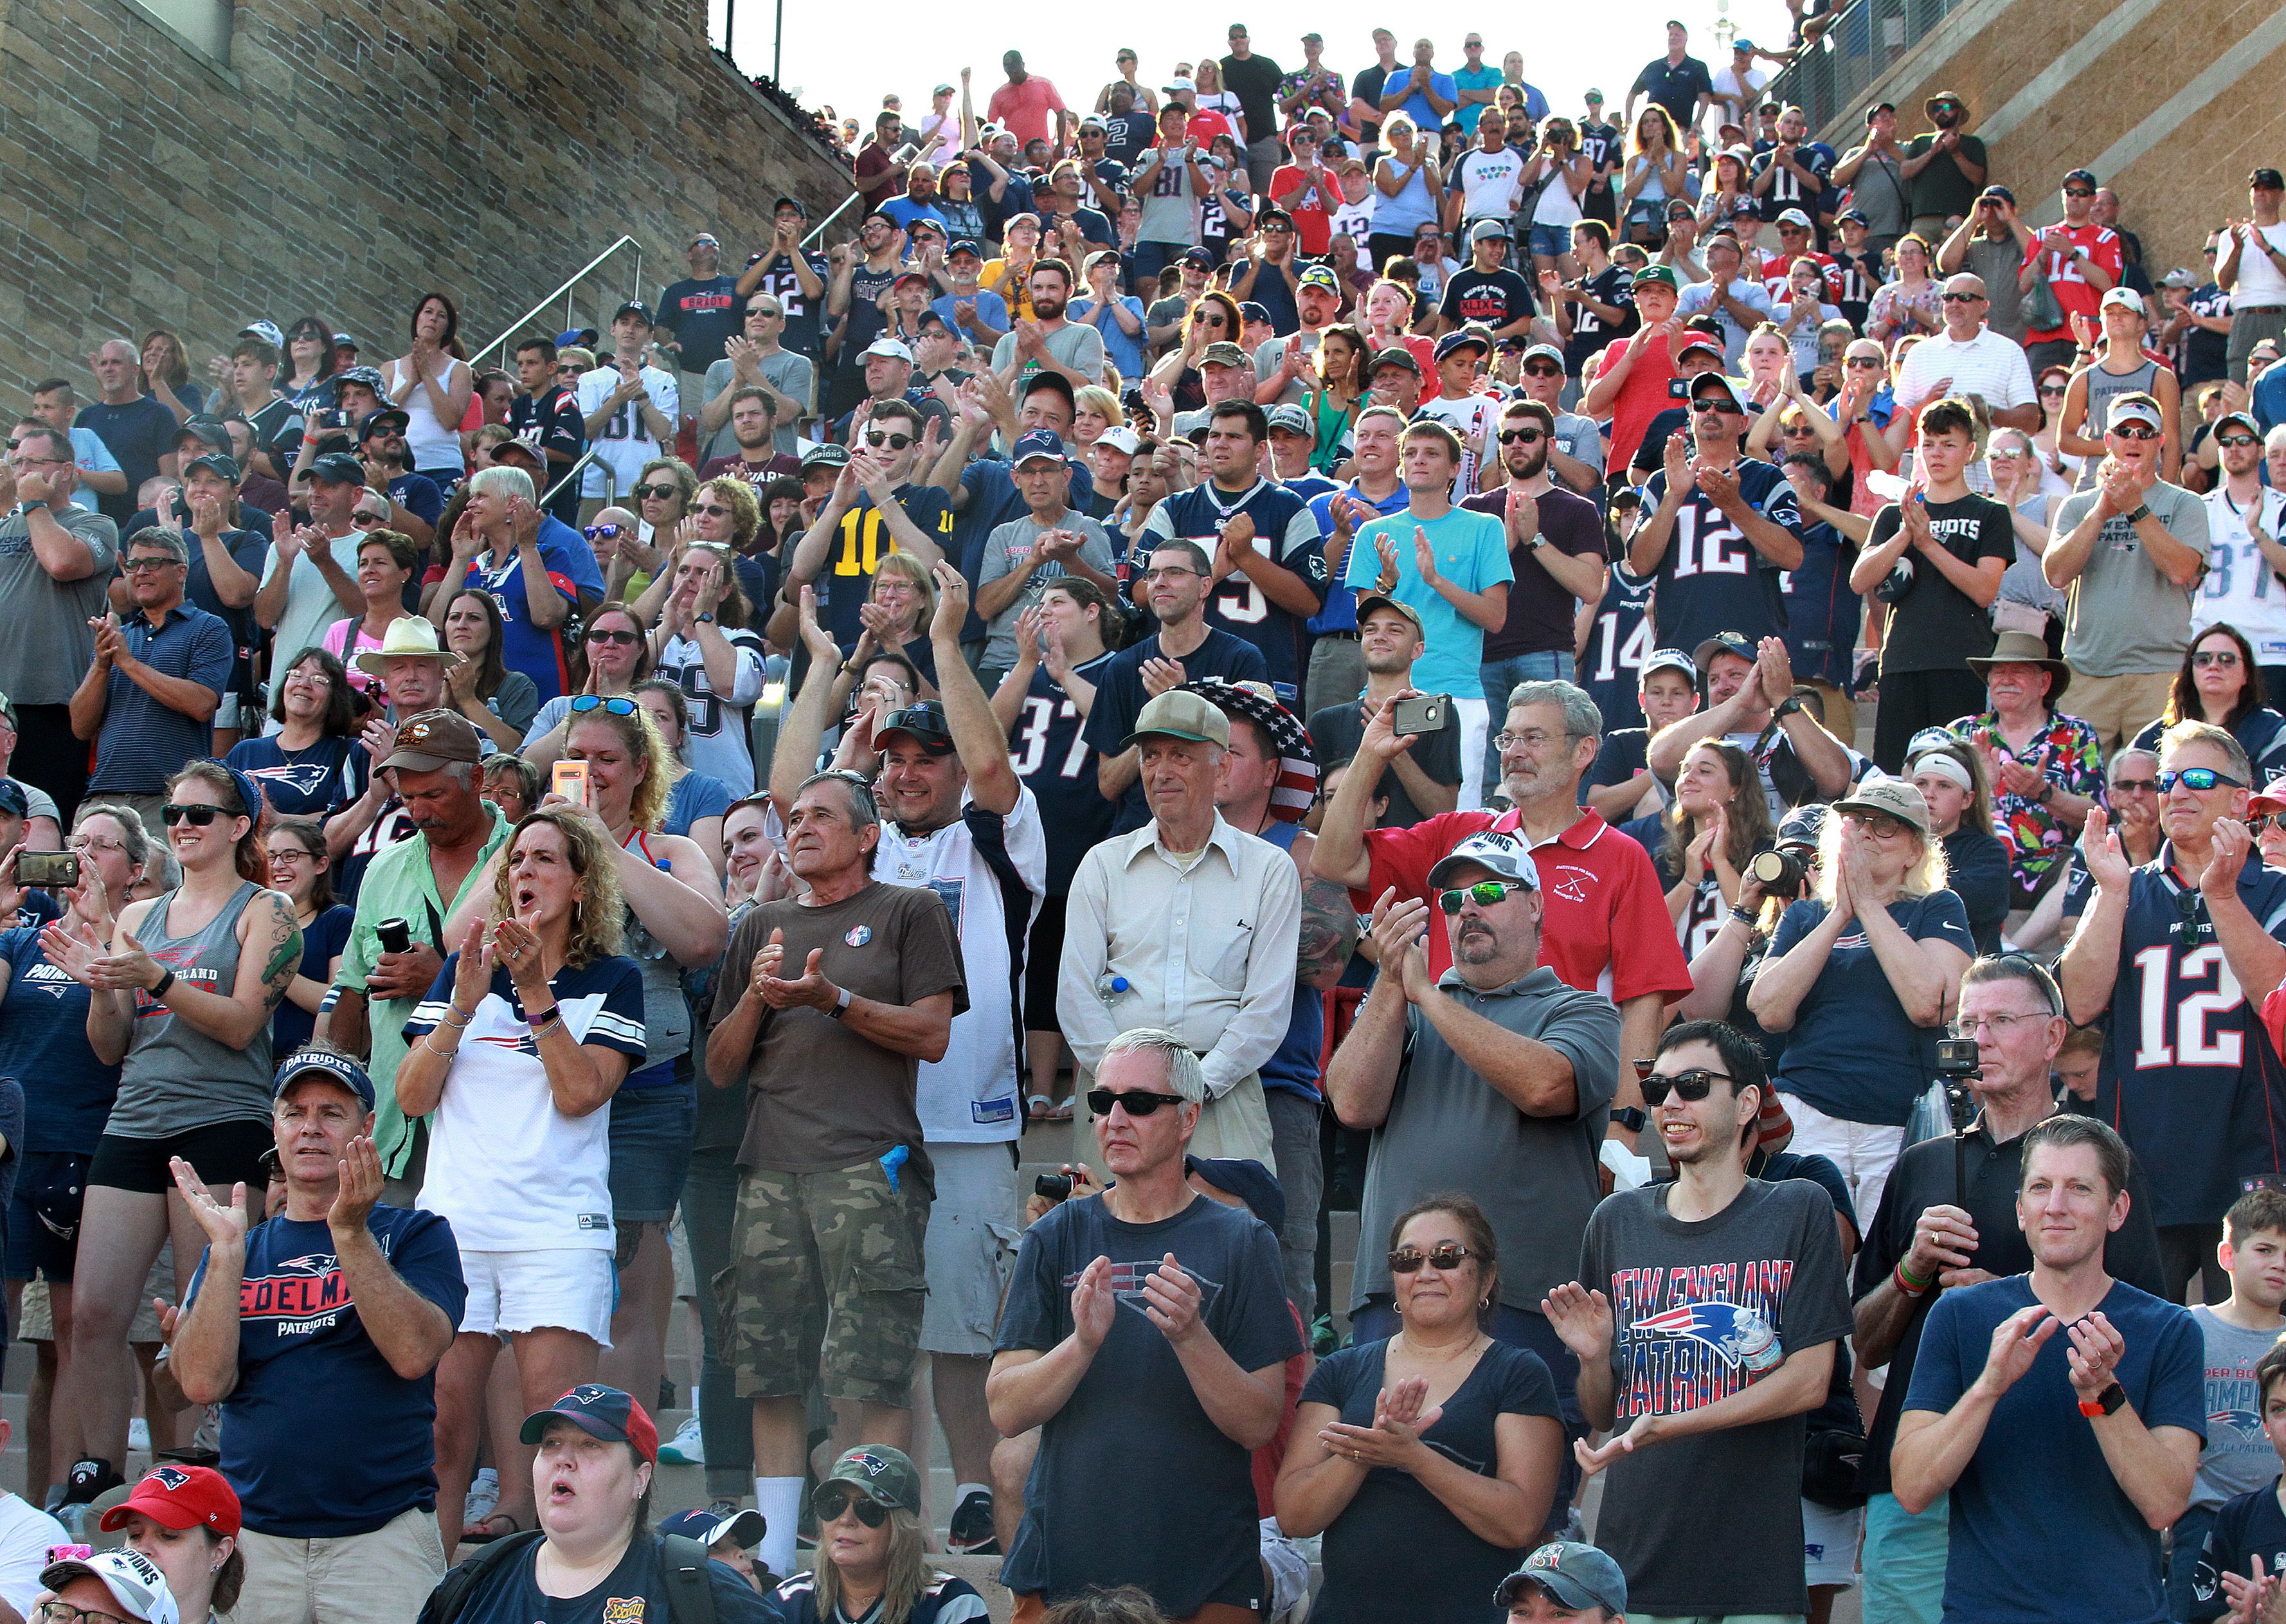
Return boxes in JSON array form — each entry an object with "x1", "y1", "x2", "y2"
[
  {"x1": 1894, "y1": 1260, "x2": 1934, "y2": 1297},
  {"x1": 1729, "y1": 906, "x2": 1759, "y2": 927},
  {"x1": 149, "y1": 969, "x2": 175, "y2": 1000},
  {"x1": 528, "y1": 1006, "x2": 563, "y2": 1037},
  {"x1": 440, "y1": 1006, "x2": 473, "y2": 1029}
]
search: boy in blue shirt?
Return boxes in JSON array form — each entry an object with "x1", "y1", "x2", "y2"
[{"x1": 2185, "y1": 1192, "x2": 2286, "y2": 1621}]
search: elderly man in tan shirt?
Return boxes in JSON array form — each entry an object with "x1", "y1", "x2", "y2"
[{"x1": 1058, "y1": 689, "x2": 1302, "y2": 1172}]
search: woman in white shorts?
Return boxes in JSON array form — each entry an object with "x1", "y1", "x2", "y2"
[{"x1": 397, "y1": 806, "x2": 648, "y2": 1558}]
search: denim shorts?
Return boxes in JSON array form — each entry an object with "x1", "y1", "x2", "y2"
[
  {"x1": 606, "y1": 1064, "x2": 698, "y2": 1226},
  {"x1": 6, "y1": 1151, "x2": 92, "y2": 1283},
  {"x1": 1527, "y1": 221, "x2": 1574, "y2": 260}
]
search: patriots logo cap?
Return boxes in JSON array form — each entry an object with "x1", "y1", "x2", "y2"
[
  {"x1": 519, "y1": 1383, "x2": 660, "y2": 1465},
  {"x1": 821, "y1": 1444, "x2": 922, "y2": 1513},
  {"x1": 99, "y1": 1463, "x2": 240, "y2": 1538}
]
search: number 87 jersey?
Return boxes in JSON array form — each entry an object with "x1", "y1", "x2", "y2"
[{"x1": 2064, "y1": 857, "x2": 2286, "y2": 1229}]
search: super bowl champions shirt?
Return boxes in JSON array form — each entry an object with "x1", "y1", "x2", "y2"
[{"x1": 1578, "y1": 1177, "x2": 1853, "y2": 1617}]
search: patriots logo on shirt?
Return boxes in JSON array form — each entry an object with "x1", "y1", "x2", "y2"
[
  {"x1": 1634, "y1": 1301, "x2": 1779, "y2": 1369},
  {"x1": 2210, "y1": 1407, "x2": 2267, "y2": 1442},
  {"x1": 1062, "y1": 1259, "x2": 1225, "y2": 1319}
]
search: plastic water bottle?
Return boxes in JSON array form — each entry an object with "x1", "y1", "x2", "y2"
[{"x1": 1097, "y1": 973, "x2": 1130, "y2": 1003}]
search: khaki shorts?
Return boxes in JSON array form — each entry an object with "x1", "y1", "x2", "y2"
[
  {"x1": 721, "y1": 1153, "x2": 933, "y2": 1406},
  {"x1": 2064, "y1": 669, "x2": 2175, "y2": 757},
  {"x1": 19, "y1": 1259, "x2": 172, "y2": 1343},
  {"x1": 919, "y1": 1141, "x2": 1020, "y2": 1357},
  {"x1": 234, "y1": 1506, "x2": 445, "y2": 1624}
]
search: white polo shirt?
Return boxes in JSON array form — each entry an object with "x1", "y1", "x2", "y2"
[{"x1": 1892, "y1": 325, "x2": 2037, "y2": 417}]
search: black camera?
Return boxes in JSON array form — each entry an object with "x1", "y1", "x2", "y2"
[
  {"x1": 1747, "y1": 848, "x2": 1806, "y2": 899},
  {"x1": 1034, "y1": 1172, "x2": 1074, "y2": 1202},
  {"x1": 377, "y1": 917, "x2": 413, "y2": 955},
  {"x1": 1668, "y1": 376, "x2": 1693, "y2": 399},
  {"x1": 1935, "y1": 1037, "x2": 1981, "y2": 1079}
]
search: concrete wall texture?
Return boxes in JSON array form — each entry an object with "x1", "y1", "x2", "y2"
[
  {"x1": 0, "y1": 0, "x2": 854, "y2": 389},
  {"x1": 1808, "y1": 0, "x2": 2286, "y2": 276}
]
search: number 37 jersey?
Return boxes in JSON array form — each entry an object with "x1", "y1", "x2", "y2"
[
  {"x1": 1639, "y1": 459, "x2": 1803, "y2": 656},
  {"x1": 2064, "y1": 854, "x2": 2286, "y2": 1227}
]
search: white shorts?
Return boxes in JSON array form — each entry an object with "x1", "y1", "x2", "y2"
[
  {"x1": 457, "y1": 1248, "x2": 615, "y2": 1346},
  {"x1": 1804, "y1": 1497, "x2": 1863, "y2": 1587},
  {"x1": 1779, "y1": 1092, "x2": 1905, "y2": 1236},
  {"x1": 919, "y1": 1141, "x2": 1021, "y2": 1356},
  {"x1": 213, "y1": 692, "x2": 244, "y2": 731}
]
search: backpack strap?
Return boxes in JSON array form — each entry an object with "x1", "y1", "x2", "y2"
[
  {"x1": 417, "y1": 1529, "x2": 546, "y2": 1624},
  {"x1": 660, "y1": 1534, "x2": 720, "y2": 1624}
]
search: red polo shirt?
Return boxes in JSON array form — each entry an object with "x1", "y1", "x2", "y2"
[{"x1": 1354, "y1": 807, "x2": 1693, "y2": 999}]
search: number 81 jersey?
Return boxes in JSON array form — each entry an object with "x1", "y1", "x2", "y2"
[
  {"x1": 2064, "y1": 856, "x2": 2286, "y2": 1228},
  {"x1": 1639, "y1": 457, "x2": 1803, "y2": 655}
]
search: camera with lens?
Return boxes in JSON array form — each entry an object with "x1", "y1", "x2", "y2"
[
  {"x1": 1936, "y1": 1037, "x2": 1981, "y2": 1079},
  {"x1": 1746, "y1": 848, "x2": 1806, "y2": 899},
  {"x1": 1034, "y1": 1172, "x2": 1074, "y2": 1202}
]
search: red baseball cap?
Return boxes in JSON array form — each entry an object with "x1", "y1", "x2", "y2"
[{"x1": 100, "y1": 1465, "x2": 242, "y2": 1538}]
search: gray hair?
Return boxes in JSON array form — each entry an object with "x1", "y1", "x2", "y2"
[
  {"x1": 1504, "y1": 679, "x2": 1602, "y2": 743},
  {"x1": 2108, "y1": 746, "x2": 2159, "y2": 786},
  {"x1": 2161, "y1": 719, "x2": 2253, "y2": 787},
  {"x1": 1101, "y1": 1027, "x2": 1205, "y2": 1105},
  {"x1": 442, "y1": 760, "x2": 477, "y2": 790},
  {"x1": 466, "y1": 464, "x2": 536, "y2": 505},
  {"x1": 1960, "y1": 952, "x2": 2062, "y2": 1017},
  {"x1": 123, "y1": 526, "x2": 190, "y2": 563},
  {"x1": 75, "y1": 800, "x2": 152, "y2": 869},
  {"x1": 2267, "y1": 426, "x2": 2286, "y2": 456}
]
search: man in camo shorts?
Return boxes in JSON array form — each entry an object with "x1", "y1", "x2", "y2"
[{"x1": 704, "y1": 769, "x2": 966, "y2": 1582}]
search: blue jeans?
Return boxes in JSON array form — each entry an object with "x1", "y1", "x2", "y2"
[
  {"x1": 1862, "y1": 1490, "x2": 1949, "y2": 1624},
  {"x1": 2168, "y1": 1501, "x2": 2218, "y2": 1623},
  {"x1": 1480, "y1": 651, "x2": 1572, "y2": 787}
]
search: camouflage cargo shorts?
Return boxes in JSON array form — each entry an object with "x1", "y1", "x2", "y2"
[{"x1": 719, "y1": 1151, "x2": 934, "y2": 1405}]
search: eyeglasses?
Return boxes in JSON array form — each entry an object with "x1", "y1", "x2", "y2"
[
  {"x1": 1640, "y1": 1067, "x2": 1734, "y2": 1105},
  {"x1": 2220, "y1": 435, "x2": 2261, "y2": 449},
  {"x1": 1086, "y1": 1087, "x2": 1187, "y2": 1117},
  {"x1": 267, "y1": 847, "x2": 313, "y2": 865},
  {"x1": 123, "y1": 556, "x2": 182, "y2": 573},
  {"x1": 583, "y1": 524, "x2": 627, "y2": 540},
  {"x1": 1389, "y1": 1241, "x2": 1474, "y2": 1274},
  {"x1": 2112, "y1": 776, "x2": 2159, "y2": 795},
  {"x1": 863, "y1": 430, "x2": 914, "y2": 451},
  {"x1": 1437, "y1": 880, "x2": 1527, "y2": 913},
  {"x1": 586, "y1": 627, "x2": 643, "y2": 646},
  {"x1": 1497, "y1": 428, "x2": 1545, "y2": 444},
  {"x1": 1521, "y1": 363, "x2": 1563, "y2": 378},
  {"x1": 2193, "y1": 650, "x2": 2244, "y2": 667},
  {"x1": 2063, "y1": 186, "x2": 2096, "y2": 198},
  {"x1": 1689, "y1": 399, "x2": 1741, "y2": 415},
  {"x1": 1948, "y1": 1011, "x2": 2048, "y2": 1039},
  {"x1": 811, "y1": 1486, "x2": 889, "y2": 1527},
  {"x1": 1494, "y1": 728, "x2": 1572, "y2": 751},
  {"x1": 1844, "y1": 809, "x2": 1912, "y2": 838},
  {"x1": 2159, "y1": 767, "x2": 2247, "y2": 791},
  {"x1": 634, "y1": 483, "x2": 681, "y2": 500},
  {"x1": 1941, "y1": 292, "x2": 1986, "y2": 303},
  {"x1": 162, "y1": 803, "x2": 222, "y2": 826},
  {"x1": 1143, "y1": 565, "x2": 1202, "y2": 581},
  {"x1": 36, "y1": 1602, "x2": 130, "y2": 1624},
  {"x1": 2112, "y1": 424, "x2": 2161, "y2": 441},
  {"x1": 69, "y1": 836, "x2": 127, "y2": 856}
]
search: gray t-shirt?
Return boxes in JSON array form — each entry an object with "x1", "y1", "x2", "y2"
[
  {"x1": 990, "y1": 321, "x2": 1108, "y2": 388},
  {"x1": 2053, "y1": 478, "x2": 2210, "y2": 676},
  {"x1": 1849, "y1": 150, "x2": 1912, "y2": 240},
  {"x1": 1353, "y1": 966, "x2": 1620, "y2": 1313},
  {"x1": 977, "y1": 510, "x2": 1117, "y2": 671},
  {"x1": 2190, "y1": 1303, "x2": 2286, "y2": 1510},
  {"x1": 0, "y1": 503, "x2": 118, "y2": 706},
  {"x1": 1580, "y1": 1177, "x2": 1854, "y2": 1616},
  {"x1": 1552, "y1": 411, "x2": 1606, "y2": 478},
  {"x1": 260, "y1": 530, "x2": 364, "y2": 694},
  {"x1": 700, "y1": 348, "x2": 816, "y2": 462},
  {"x1": 1965, "y1": 235, "x2": 2029, "y2": 343},
  {"x1": 1136, "y1": 156, "x2": 1201, "y2": 247}
]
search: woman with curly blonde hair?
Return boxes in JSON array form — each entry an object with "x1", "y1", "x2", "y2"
[{"x1": 397, "y1": 802, "x2": 649, "y2": 1551}]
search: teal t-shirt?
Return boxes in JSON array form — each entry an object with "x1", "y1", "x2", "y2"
[
  {"x1": 1344, "y1": 505, "x2": 1514, "y2": 697},
  {"x1": 1454, "y1": 65, "x2": 1503, "y2": 132}
]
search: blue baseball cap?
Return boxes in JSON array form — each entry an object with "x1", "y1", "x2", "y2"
[
  {"x1": 1494, "y1": 1542, "x2": 1630, "y2": 1615},
  {"x1": 519, "y1": 1384, "x2": 659, "y2": 1464},
  {"x1": 272, "y1": 1047, "x2": 376, "y2": 1111},
  {"x1": 658, "y1": 1506, "x2": 765, "y2": 1548},
  {"x1": 1186, "y1": 1155, "x2": 1286, "y2": 1233},
  {"x1": 1011, "y1": 428, "x2": 1068, "y2": 467}
]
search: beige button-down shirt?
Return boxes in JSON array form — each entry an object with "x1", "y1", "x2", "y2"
[{"x1": 1057, "y1": 812, "x2": 1302, "y2": 1097}]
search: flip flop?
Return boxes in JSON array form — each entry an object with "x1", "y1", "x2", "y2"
[{"x1": 460, "y1": 1509, "x2": 525, "y2": 1544}]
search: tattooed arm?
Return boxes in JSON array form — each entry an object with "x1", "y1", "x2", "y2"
[
  {"x1": 79, "y1": 889, "x2": 300, "y2": 1052},
  {"x1": 1290, "y1": 833, "x2": 1362, "y2": 993}
]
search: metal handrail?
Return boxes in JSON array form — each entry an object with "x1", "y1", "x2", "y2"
[
  {"x1": 802, "y1": 192, "x2": 864, "y2": 248},
  {"x1": 469, "y1": 237, "x2": 647, "y2": 371},
  {"x1": 543, "y1": 447, "x2": 611, "y2": 509}
]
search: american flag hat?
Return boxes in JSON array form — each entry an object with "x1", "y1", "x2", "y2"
[{"x1": 1181, "y1": 678, "x2": 1317, "y2": 823}]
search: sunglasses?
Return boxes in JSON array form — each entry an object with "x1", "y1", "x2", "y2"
[
  {"x1": 2064, "y1": 186, "x2": 2096, "y2": 197},
  {"x1": 1521, "y1": 363, "x2": 1563, "y2": 378},
  {"x1": 584, "y1": 524, "x2": 627, "y2": 540},
  {"x1": 634, "y1": 483, "x2": 681, "y2": 500},
  {"x1": 1640, "y1": 1067, "x2": 1734, "y2": 1105},
  {"x1": 812, "y1": 1487, "x2": 888, "y2": 1527},
  {"x1": 1437, "y1": 880, "x2": 1527, "y2": 913},
  {"x1": 1497, "y1": 428, "x2": 1545, "y2": 445},
  {"x1": 2158, "y1": 767, "x2": 2246, "y2": 791},
  {"x1": 2039, "y1": 383, "x2": 2068, "y2": 395},
  {"x1": 571, "y1": 694, "x2": 640, "y2": 714},
  {"x1": 2112, "y1": 424, "x2": 2160, "y2": 440},
  {"x1": 352, "y1": 512, "x2": 387, "y2": 526},
  {"x1": 1941, "y1": 292, "x2": 1985, "y2": 303},
  {"x1": 2112, "y1": 776, "x2": 2159, "y2": 794},
  {"x1": 1689, "y1": 399, "x2": 1741, "y2": 415},
  {"x1": 1086, "y1": 1087, "x2": 1187, "y2": 1117},
  {"x1": 2220, "y1": 435, "x2": 2260, "y2": 449},
  {"x1": 1845, "y1": 357, "x2": 1885, "y2": 368},
  {"x1": 586, "y1": 627, "x2": 642, "y2": 646},
  {"x1": 1844, "y1": 810, "x2": 1912, "y2": 838},
  {"x1": 2193, "y1": 649, "x2": 2244, "y2": 667},
  {"x1": 1389, "y1": 1241, "x2": 1475, "y2": 1274},
  {"x1": 693, "y1": 502, "x2": 732, "y2": 517},
  {"x1": 863, "y1": 430, "x2": 915, "y2": 451},
  {"x1": 162, "y1": 803, "x2": 224, "y2": 826}
]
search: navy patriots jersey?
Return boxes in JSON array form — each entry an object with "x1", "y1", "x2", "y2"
[
  {"x1": 1639, "y1": 458, "x2": 1803, "y2": 655},
  {"x1": 2064, "y1": 852, "x2": 2286, "y2": 1227},
  {"x1": 1144, "y1": 480, "x2": 1326, "y2": 688},
  {"x1": 1781, "y1": 519, "x2": 1860, "y2": 690},
  {"x1": 1008, "y1": 653, "x2": 1119, "y2": 896},
  {"x1": 743, "y1": 248, "x2": 832, "y2": 360},
  {"x1": 1578, "y1": 561, "x2": 1656, "y2": 733}
]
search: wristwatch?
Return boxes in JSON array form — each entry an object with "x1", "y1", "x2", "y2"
[
  {"x1": 1773, "y1": 696, "x2": 1805, "y2": 720},
  {"x1": 2124, "y1": 502, "x2": 2152, "y2": 525},
  {"x1": 828, "y1": 984, "x2": 853, "y2": 1020},
  {"x1": 2078, "y1": 1380, "x2": 2127, "y2": 1419},
  {"x1": 1612, "y1": 1106, "x2": 1649, "y2": 1133}
]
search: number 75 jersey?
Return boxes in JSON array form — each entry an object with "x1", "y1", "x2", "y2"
[
  {"x1": 2064, "y1": 854, "x2": 2286, "y2": 1228},
  {"x1": 1638, "y1": 458, "x2": 1803, "y2": 655}
]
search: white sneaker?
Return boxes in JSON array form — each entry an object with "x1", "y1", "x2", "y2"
[
  {"x1": 127, "y1": 1418, "x2": 149, "y2": 1452},
  {"x1": 463, "y1": 1467, "x2": 499, "y2": 1529},
  {"x1": 658, "y1": 1414, "x2": 705, "y2": 1466}
]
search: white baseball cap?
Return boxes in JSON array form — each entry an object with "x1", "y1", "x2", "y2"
[{"x1": 40, "y1": 1550, "x2": 179, "y2": 1624}]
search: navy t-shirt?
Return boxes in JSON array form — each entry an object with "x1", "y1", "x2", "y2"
[
  {"x1": 1781, "y1": 518, "x2": 1860, "y2": 691},
  {"x1": 459, "y1": 1535, "x2": 783, "y2": 1624},
  {"x1": 1639, "y1": 458, "x2": 1805, "y2": 655},
  {"x1": 226, "y1": 734, "x2": 370, "y2": 820},
  {"x1": 0, "y1": 927, "x2": 116, "y2": 1153},
  {"x1": 190, "y1": 1206, "x2": 468, "y2": 1537},
  {"x1": 1767, "y1": 890, "x2": 1973, "y2": 1125},
  {"x1": 75, "y1": 396, "x2": 179, "y2": 525},
  {"x1": 272, "y1": 903, "x2": 354, "y2": 1060},
  {"x1": 1301, "y1": 1339, "x2": 1561, "y2": 1624},
  {"x1": 656, "y1": 275, "x2": 746, "y2": 372},
  {"x1": 996, "y1": 1192, "x2": 1301, "y2": 1619},
  {"x1": 2196, "y1": 1480, "x2": 2286, "y2": 1620},
  {"x1": 1082, "y1": 627, "x2": 1271, "y2": 832},
  {"x1": 1904, "y1": 1275, "x2": 2205, "y2": 1624},
  {"x1": 1577, "y1": 563, "x2": 1654, "y2": 734}
]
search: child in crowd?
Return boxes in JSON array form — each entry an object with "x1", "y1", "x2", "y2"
[{"x1": 2184, "y1": 1189, "x2": 2286, "y2": 1621}]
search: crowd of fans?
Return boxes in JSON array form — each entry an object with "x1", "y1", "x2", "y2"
[{"x1": 14, "y1": 15, "x2": 2286, "y2": 1624}]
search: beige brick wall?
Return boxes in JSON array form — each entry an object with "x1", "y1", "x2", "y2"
[
  {"x1": 0, "y1": 0, "x2": 854, "y2": 390},
  {"x1": 1809, "y1": 0, "x2": 2286, "y2": 278}
]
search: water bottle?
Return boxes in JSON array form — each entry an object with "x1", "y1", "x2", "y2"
[{"x1": 1097, "y1": 973, "x2": 1130, "y2": 1003}]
